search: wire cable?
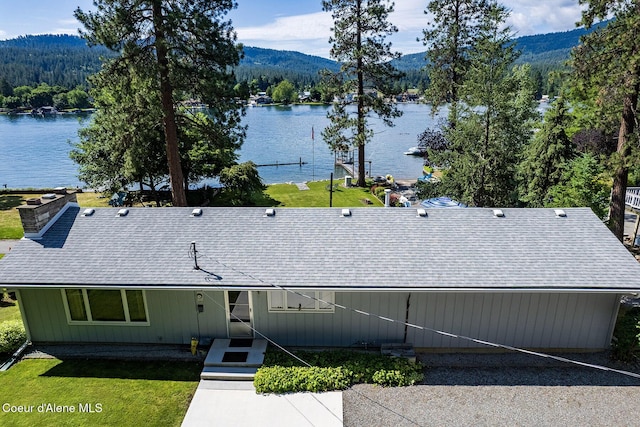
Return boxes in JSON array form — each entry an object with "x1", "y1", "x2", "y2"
[{"x1": 195, "y1": 249, "x2": 640, "y2": 380}]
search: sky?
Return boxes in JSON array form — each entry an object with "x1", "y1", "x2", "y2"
[{"x1": 0, "y1": 0, "x2": 586, "y2": 58}]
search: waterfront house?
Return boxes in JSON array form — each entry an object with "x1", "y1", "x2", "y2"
[{"x1": 1, "y1": 191, "x2": 639, "y2": 351}]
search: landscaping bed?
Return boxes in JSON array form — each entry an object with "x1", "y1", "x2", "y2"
[{"x1": 254, "y1": 348, "x2": 424, "y2": 393}]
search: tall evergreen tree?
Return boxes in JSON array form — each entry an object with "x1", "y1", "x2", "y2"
[
  {"x1": 519, "y1": 98, "x2": 575, "y2": 207},
  {"x1": 75, "y1": 0, "x2": 244, "y2": 206},
  {"x1": 571, "y1": 1, "x2": 640, "y2": 240},
  {"x1": 71, "y1": 67, "x2": 168, "y2": 198},
  {"x1": 547, "y1": 153, "x2": 610, "y2": 220},
  {"x1": 433, "y1": 3, "x2": 538, "y2": 207},
  {"x1": 421, "y1": 0, "x2": 490, "y2": 126},
  {"x1": 321, "y1": 0, "x2": 403, "y2": 187}
]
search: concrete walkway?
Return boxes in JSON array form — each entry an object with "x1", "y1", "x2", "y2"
[{"x1": 181, "y1": 381, "x2": 343, "y2": 427}]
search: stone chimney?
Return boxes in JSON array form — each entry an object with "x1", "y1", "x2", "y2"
[{"x1": 17, "y1": 187, "x2": 78, "y2": 238}]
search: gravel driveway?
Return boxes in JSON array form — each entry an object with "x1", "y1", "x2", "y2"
[{"x1": 343, "y1": 352, "x2": 640, "y2": 427}]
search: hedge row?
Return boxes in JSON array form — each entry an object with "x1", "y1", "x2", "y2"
[
  {"x1": 0, "y1": 320, "x2": 26, "y2": 354},
  {"x1": 254, "y1": 349, "x2": 424, "y2": 393}
]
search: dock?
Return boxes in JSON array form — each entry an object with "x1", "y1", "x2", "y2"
[
  {"x1": 256, "y1": 158, "x2": 307, "y2": 168},
  {"x1": 335, "y1": 159, "x2": 357, "y2": 179}
]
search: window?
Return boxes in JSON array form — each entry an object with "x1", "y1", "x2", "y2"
[
  {"x1": 267, "y1": 290, "x2": 334, "y2": 313},
  {"x1": 61, "y1": 289, "x2": 149, "y2": 325}
]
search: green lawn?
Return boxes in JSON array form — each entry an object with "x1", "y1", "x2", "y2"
[
  {"x1": 0, "y1": 299, "x2": 21, "y2": 323},
  {"x1": 0, "y1": 194, "x2": 28, "y2": 239},
  {"x1": 265, "y1": 181, "x2": 383, "y2": 207},
  {"x1": 0, "y1": 359, "x2": 201, "y2": 427}
]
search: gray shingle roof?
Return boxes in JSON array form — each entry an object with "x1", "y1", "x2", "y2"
[{"x1": 1, "y1": 205, "x2": 639, "y2": 291}]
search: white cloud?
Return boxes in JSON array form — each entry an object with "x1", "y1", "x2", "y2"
[
  {"x1": 235, "y1": 0, "x2": 585, "y2": 57},
  {"x1": 236, "y1": 11, "x2": 333, "y2": 57}
]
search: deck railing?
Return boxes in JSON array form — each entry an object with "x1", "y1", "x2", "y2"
[{"x1": 626, "y1": 187, "x2": 640, "y2": 211}]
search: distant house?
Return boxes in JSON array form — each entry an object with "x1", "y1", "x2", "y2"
[
  {"x1": 395, "y1": 92, "x2": 420, "y2": 103},
  {"x1": 251, "y1": 94, "x2": 273, "y2": 105},
  {"x1": 31, "y1": 106, "x2": 58, "y2": 116},
  {"x1": 1, "y1": 191, "x2": 639, "y2": 351}
]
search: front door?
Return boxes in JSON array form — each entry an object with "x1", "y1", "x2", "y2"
[{"x1": 224, "y1": 291, "x2": 254, "y2": 338}]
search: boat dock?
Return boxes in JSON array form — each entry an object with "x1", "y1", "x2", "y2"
[
  {"x1": 335, "y1": 159, "x2": 357, "y2": 179},
  {"x1": 256, "y1": 158, "x2": 307, "y2": 168}
]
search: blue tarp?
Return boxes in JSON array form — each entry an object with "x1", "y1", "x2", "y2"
[{"x1": 420, "y1": 197, "x2": 466, "y2": 208}]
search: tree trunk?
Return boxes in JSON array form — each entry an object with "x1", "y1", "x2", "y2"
[
  {"x1": 356, "y1": 0, "x2": 366, "y2": 187},
  {"x1": 152, "y1": 1, "x2": 187, "y2": 207},
  {"x1": 609, "y1": 89, "x2": 637, "y2": 241}
]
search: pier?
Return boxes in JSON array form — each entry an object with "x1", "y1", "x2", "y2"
[{"x1": 256, "y1": 158, "x2": 307, "y2": 168}]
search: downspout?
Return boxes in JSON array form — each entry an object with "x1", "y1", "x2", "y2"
[{"x1": 403, "y1": 293, "x2": 411, "y2": 344}]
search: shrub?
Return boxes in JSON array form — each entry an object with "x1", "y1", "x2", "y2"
[
  {"x1": 0, "y1": 320, "x2": 26, "y2": 354},
  {"x1": 254, "y1": 366, "x2": 352, "y2": 393},
  {"x1": 612, "y1": 307, "x2": 640, "y2": 362},
  {"x1": 257, "y1": 349, "x2": 424, "y2": 393},
  {"x1": 373, "y1": 186, "x2": 387, "y2": 201}
]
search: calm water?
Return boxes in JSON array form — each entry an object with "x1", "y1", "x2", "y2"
[{"x1": 0, "y1": 103, "x2": 443, "y2": 189}]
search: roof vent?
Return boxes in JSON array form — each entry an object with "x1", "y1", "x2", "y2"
[
  {"x1": 116, "y1": 208, "x2": 129, "y2": 217},
  {"x1": 42, "y1": 193, "x2": 56, "y2": 200},
  {"x1": 264, "y1": 208, "x2": 276, "y2": 217},
  {"x1": 417, "y1": 208, "x2": 427, "y2": 217},
  {"x1": 493, "y1": 209, "x2": 505, "y2": 218},
  {"x1": 81, "y1": 208, "x2": 95, "y2": 217},
  {"x1": 341, "y1": 209, "x2": 351, "y2": 217},
  {"x1": 554, "y1": 209, "x2": 567, "y2": 218},
  {"x1": 191, "y1": 208, "x2": 203, "y2": 217}
]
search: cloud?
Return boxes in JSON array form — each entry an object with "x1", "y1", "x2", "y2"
[
  {"x1": 234, "y1": 0, "x2": 585, "y2": 57},
  {"x1": 235, "y1": 11, "x2": 333, "y2": 57}
]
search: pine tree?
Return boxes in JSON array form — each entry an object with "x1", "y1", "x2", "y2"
[
  {"x1": 432, "y1": 3, "x2": 538, "y2": 207},
  {"x1": 519, "y1": 98, "x2": 575, "y2": 207},
  {"x1": 75, "y1": 0, "x2": 244, "y2": 206},
  {"x1": 421, "y1": 0, "x2": 491, "y2": 126},
  {"x1": 321, "y1": 0, "x2": 403, "y2": 187},
  {"x1": 570, "y1": 1, "x2": 640, "y2": 240}
]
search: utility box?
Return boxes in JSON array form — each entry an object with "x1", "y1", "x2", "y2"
[{"x1": 381, "y1": 343, "x2": 416, "y2": 363}]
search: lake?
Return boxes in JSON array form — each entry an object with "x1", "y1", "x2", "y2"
[{"x1": 0, "y1": 103, "x2": 444, "y2": 189}]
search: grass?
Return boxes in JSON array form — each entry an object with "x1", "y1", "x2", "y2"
[
  {"x1": 0, "y1": 359, "x2": 201, "y2": 427},
  {"x1": 265, "y1": 180, "x2": 383, "y2": 207},
  {"x1": 0, "y1": 297, "x2": 21, "y2": 323},
  {"x1": 0, "y1": 194, "x2": 27, "y2": 239}
]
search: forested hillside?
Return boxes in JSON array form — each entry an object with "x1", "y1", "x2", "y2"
[
  {"x1": 236, "y1": 46, "x2": 340, "y2": 88},
  {"x1": 0, "y1": 35, "x2": 115, "y2": 89},
  {"x1": 0, "y1": 27, "x2": 592, "y2": 98}
]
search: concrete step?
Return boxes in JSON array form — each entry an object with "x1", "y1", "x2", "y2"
[
  {"x1": 203, "y1": 339, "x2": 267, "y2": 368},
  {"x1": 200, "y1": 366, "x2": 258, "y2": 381}
]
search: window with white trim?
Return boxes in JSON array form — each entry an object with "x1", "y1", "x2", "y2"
[
  {"x1": 267, "y1": 290, "x2": 334, "y2": 313},
  {"x1": 61, "y1": 289, "x2": 149, "y2": 325}
]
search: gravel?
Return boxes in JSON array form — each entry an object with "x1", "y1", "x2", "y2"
[{"x1": 343, "y1": 352, "x2": 640, "y2": 427}]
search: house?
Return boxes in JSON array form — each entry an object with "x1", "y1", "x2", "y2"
[{"x1": 1, "y1": 190, "x2": 640, "y2": 351}]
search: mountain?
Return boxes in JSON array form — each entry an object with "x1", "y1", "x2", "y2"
[
  {"x1": 393, "y1": 25, "x2": 598, "y2": 71},
  {"x1": 0, "y1": 26, "x2": 600, "y2": 90},
  {"x1": 235, "y1": 46, "x2": 340, "y2": 88},
  {"x1": 0, "y1": 34, "x2": 114, "y2": 89}
]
